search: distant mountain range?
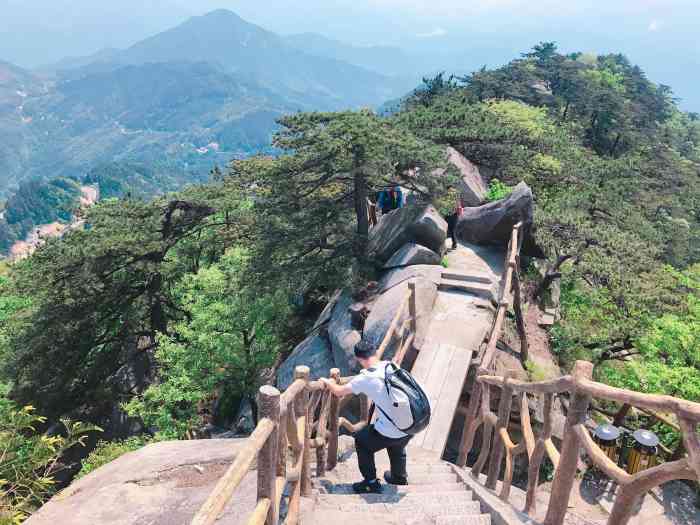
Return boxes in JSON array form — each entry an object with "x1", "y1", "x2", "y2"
[{"x1": 0, "y1": 9, "x2": 419, "y2": 200}]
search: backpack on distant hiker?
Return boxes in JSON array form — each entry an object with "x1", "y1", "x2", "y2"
[{"x1": 373, "y1": 363, "x2": 431, "y2": 435}]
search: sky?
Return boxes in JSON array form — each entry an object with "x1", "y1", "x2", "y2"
[{"x1": 1, "y1": 0, "x2": 699, "y2": 110}]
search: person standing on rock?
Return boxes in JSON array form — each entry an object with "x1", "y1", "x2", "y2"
[
  {"x1": 319, "y1": 340, "x2": 412, "y2": 494},
  {"x1": 446, "y1": 199, "x2": 464, "y2": 250}
]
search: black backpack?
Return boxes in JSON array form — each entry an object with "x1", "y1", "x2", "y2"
[{"x1": 372, "y1": 363, "x2": 431, "y2": 436}]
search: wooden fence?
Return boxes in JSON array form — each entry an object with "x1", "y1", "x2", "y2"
[
  {"x1": 465, "y1": 361, "x2": 700, "y2": 525},
  {"x1": 452, "y1": 221, "x2": 699, "y2": 525},
  {"x1": 457, "y1": 222, "x2": 528, "y2": 466},
  {"x1": 190, "y1": 284, "x2": 417, "y2": 525}
]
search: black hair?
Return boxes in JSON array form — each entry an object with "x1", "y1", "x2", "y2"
[{"x1": 354, "y1": 340, "x2": 377, "y2": 359}]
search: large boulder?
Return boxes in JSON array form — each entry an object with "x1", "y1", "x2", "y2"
[
  {"x1": 456, "y1": 182, "x2": 533, "y2": 244},
  {"x1": 364, "y1": 278, "x2": 438, "y2": 357},
  {"x1": 379, "y1": 264, "x2": 443, "y2": 294},
  {"x1": 26, "y1": 440, "x2": 255, "y2": 525},
  {"x1": 277, "y1": 332, "x2": 335, "y2": 389},
  {"x1": 446, "y1": 147, "x2": 488, "y2": 207},
  {"x1": 326, "y1": 290, "x2": 361, "y2": 376},
  {"x1": 368, "y1": 205, "x2": 447, "y2": 264},
  {"x1": 277, "y1": 289, "x2": 361, "y2": 388},
  {"x1": 383, "y1": 242, "x2": 441, "y2": 269}
]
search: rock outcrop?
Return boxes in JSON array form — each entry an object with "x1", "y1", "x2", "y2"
[
  {"x1": 383, "y1": 242, "x2": 441, "y2": 269},
  {"x1": 446, "y1": 147, "x2": 488, "y2": 207},
  {"x1": 277, "y1": 331, "x2": 336, "y2": 390},
  {"x1": 456, "y1": 182, "x2": 533, "y2": 244},
  {"x1": 368, "y1": 205, "x2": 447, "y2": 264},
  {"x1": 26, "y1": 440, "x2": 255, "y2": 525}
]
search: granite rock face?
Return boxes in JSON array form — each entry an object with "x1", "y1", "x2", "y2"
[
  {"x1": 445, "y1": 147, "x2": 488, "y2": 207},
  {"x1": 368, "y1": 205, "x2": 447, "y2": 263},
  {"x1": 26, "y1": 440, "x2": 255, "y2": 525},
  {"x1": 383, "y1": 242, "x2": 441, "y2": 269},
  {"x1": 456, "y1": 182, "x2": 533, "y2": 244},
  {"x1": 277, "y1": 331, "x2": 335, "y2": 389}
]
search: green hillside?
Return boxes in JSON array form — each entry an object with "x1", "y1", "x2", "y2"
[{"x1": 0, "y1": 177, "x2": 82, "y2": 252}]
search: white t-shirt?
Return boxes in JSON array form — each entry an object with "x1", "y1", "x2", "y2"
[{"x1": 350, "y1": 361, "x2": 408, "y2": 439}]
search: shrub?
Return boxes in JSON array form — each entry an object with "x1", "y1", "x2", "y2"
[
  {"x1": 77, "y1": 436, "x2": 152, "y2": 479},
  {"x1": 486, "y1": 179, "x2": 513, "y2": 202},
  {"x1": 0, "y1": 399, "x2": 98, "y2": 523}
]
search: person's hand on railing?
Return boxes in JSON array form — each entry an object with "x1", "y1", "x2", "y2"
[{"x1": 319, "y1": 377, "x2": 353, "y2": 398}]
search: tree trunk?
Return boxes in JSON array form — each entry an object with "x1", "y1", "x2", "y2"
[
  {"x1": 353, "y1": 166, "x2": 369, "y2": 259},
  {"x1": 610, "y1": 132, "x2": 622, "y2": 157}
]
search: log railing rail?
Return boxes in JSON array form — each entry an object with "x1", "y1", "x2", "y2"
[
  {"x1": 457, "y1": 222, "x2": 528, "y2": 466},
  {"x1": 460, "y1": 360, "x2": 700, "y2": 525},
  {"x1": 190, "y1": 283, "x2": 418, "y2": 525}
]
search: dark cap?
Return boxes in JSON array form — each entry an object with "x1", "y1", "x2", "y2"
[{"x1": 354, "y1": 340, "x2": 377, "y2": 359}]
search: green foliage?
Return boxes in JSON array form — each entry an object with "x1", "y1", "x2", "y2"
[
  {"x1": 485, "y1": 180, "x2": 513, "y2": 202},
  {"x1": 524, "y1": 359, "x2": 548, "y2": 382},
  {"x1": 230, "y1": 109, "x2": 455, "y2": 290},
  {"x1": 598, "y1": 265, "x2": 700, "y2": 402},
  {"x1": 440, "y1": 256, "x2": 449, "y2": 268},
  {"x1": 77, "y1": 436, "x2": 152, "y2": 479},
  {"x1": 125, "y1": 248, "x2": 291, "y2": 438},
  {"x1": 0, "y1": 398, "x2": 99, "y2": 523},
  {"x1": 3, "y1": 196, "x2": 219, "y2": 418},
  {"x1": 0, "y1": 177, "x2": 82, "y2": 253}
]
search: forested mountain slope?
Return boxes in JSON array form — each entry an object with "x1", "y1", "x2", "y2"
[
  {"x1": 0, "y1": 12, "x2": 412, "y2": 192},
  {"x1": 0, "y1": 9, "x2": 415, "y2": 254}
]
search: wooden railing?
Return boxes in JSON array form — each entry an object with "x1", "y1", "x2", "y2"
[
  {"x1": 457, "y1": 222, "x2": 528, "y2": 466},
  {"x1": 463, "y1": 360, "x2": 700, "y2": 525},
  {"x1": 190, "y1": 284, "x2": 417, "y2": 525}
]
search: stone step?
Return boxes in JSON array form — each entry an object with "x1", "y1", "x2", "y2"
[
  {"x1": 330, "y1": 462, "x2": 455, "y2": 477},
  {"x1": 315, "y1": 490, "x2": 473, "y2": 506},
  {"x1": 330, "y1": 471, "x2": 458, "y2": 485},
  {"x1": 440, "y1": 271, "x2": 493, "y2": 285},
  {"x1": 437, "y1": 280, "x2": 497, "y2": 302},
  {"x1": 333, "y1": 501, "x2": 482, "y2": 517},
  {"x1": 407, "y1": 515, "x2": 491, "y2": 525},
  {"x1": 435, "y1": 515, "x2": 491, "y2": 525},
  {"x1": 325, "y1": 482, "x2": 467, "y2": 495}
]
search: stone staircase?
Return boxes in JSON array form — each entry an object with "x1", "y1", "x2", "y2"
[{"x1": 304, "y1": 449, "x2": 492, "y2": 525}]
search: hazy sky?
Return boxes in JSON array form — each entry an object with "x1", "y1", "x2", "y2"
[{"x1": 2, "y1": 0, "x2": 699, "y2": 110}]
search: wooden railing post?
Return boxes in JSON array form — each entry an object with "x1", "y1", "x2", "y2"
[
  {"x1": 544, "y1": 361, "x2": 593, "y2": 525},
  {"x1": 286, "y1": 366, "x2": 310, "y2": 525},
  {"x1": 487, "y1": 370, "x2": 515, "y2": 489},
  {"x1": 408, "y1": 281, "x2": 417, "y2": 333},
  {"x1": 315, "y1": 389, "x2": 332, "y2": 478},
  {"x1": 297, "y1": 368, "x2": 313, "y2": 497},
  {"x1": 257, "y1": 386, "x2": 280, "y2": 525},
  {"x1": 525, "y1": 393, "x2": 554, "y2": 515},
  {"x1": 512, "y1": 267, "x2": 528, "y2": 364},
  {"x1": 326, "y1": 368, "x2": 341, "y2": 472},
  {"x1": 457, "y1": 368, "x2": 486, "y2": 467}
]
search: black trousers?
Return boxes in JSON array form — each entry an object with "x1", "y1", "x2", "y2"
[
  {"x1": 355, "y1": 425, "x2": 412, "y2": 481},
  {"x1": 447, "y1": 213, "x2": 458, "y2": 248}
]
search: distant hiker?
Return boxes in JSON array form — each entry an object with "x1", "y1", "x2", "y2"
[
  {"x1": 320, "y1": 340, "x2": 414, "y2": 494},
  {"x1": 377, "y1": 189, "x2": 392, "y2": 215},
  {"x1": 446, "y1": 200, "x2": 464, "y2": 250}
]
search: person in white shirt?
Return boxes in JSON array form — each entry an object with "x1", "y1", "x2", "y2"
[{"x1": 320, "y1": 340, "x2": 412, "y2": 494}]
